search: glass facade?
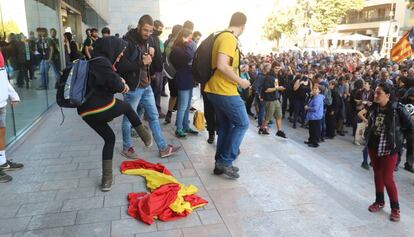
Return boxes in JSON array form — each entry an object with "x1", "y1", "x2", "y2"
[{"x1": 0, "y1": 0, "x2": 107, "y2": 145}]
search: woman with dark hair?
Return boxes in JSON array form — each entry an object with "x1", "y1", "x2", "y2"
[
  {"x1": 77, "y1": 36, "x2": 152, "y2": 192},
  {"x1": 170, "y1": 29, "x2": 198, "y2": 137},
  {"x1": 359, "y1": 82, "x2": 414, "y2": 222},
  {"x1": 63, "y1": 32, "x2": 81, "y2": 66}
]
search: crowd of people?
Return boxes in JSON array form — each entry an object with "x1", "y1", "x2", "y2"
[{"x1": 1, "y1": 11, "x2": 413, "y2": 223}]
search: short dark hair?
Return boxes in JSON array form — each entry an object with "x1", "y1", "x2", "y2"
[
  {"x1": 377, "y1": 82, "x2": 393, "y2": 95},
  {"x1": 183, "y1": 20, "x2": 194, "y2": 31},
  {"x1": 85, "y1": 28, "x2": 90, "y2": 34},
  {"x1": 138, "y1": 14, "x2": 154, "y2": 26},
  {"x1": 229, "y1": 12, "x2": 247, "y2": 27},
  {"x1": 154, "y1": 20, "x2": 164, "y2": 28},
  {"x1": 271, "y1": 61, "x2": 281, "y2": 69},
  {"x1": 192, "y1": 31, "x2": 201, "y2": 38},
  {"x1": 64, "y1": 32, "x2": 72, "y2": 41},
  {"x1": 101, "y1": 27, "x2": 110, "y2": 35},
  {"x1": 90, "y1": 28, "x2": 98, "y2": 33}
]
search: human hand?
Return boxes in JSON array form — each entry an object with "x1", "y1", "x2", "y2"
[
  {"x1": 304, "y1": 105, "x2": 309, "y2": 110},
  {"x1": 142, "y1": 54, "x2": 152, "y2": 66},
  {"x1": 10, "y1": 100, "x2": 19, "y2": 105},
  {"x1": 239, "y1": 79, "x2": 251, "y2": 89},
  {"x1": 148, "y1": 47, "x2": 155, "y2": 57},
  {"x1": 123, "y1": 84, "x2": 130, "y2": 93}
]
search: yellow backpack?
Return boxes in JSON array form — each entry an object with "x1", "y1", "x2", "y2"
[{"x1": 193, "y1": 110, "x2": 206, "y2": 131}]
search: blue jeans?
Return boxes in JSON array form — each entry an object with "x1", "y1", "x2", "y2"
[
  {"x1": 207, "y1": 93, "x2": 249, "y2": 166},
  {"x1": 176, "y1": 89, "x2": 192, "y2": 131},
  {"x1": 122, "y1": 86, "x2": 166, "y2": 150},
  {"x1": 40, "y1": 59, "x2": 50, "y2": 88},
  {"x1": 256, "y1": 96, "x2": 265, "y2": 127},
  {"x1": 363, "y1": 146, "x2": 369, "y2": 164},
  {"x1": 320, "y1": 110, "x2": 326, "y2": 138}
]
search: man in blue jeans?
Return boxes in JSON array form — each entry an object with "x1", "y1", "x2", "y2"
[
  {"x1": 203, "y1": 12, "x2": 250, "y2": 179},
  {"x1": 117, "y1": 15, "x2": 180, "y2": 159}
]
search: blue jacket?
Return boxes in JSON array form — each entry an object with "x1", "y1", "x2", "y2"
[
  {"x1": 306, "y1": 94, "x2": 325, "y2": 121},
  {"x1": 171, "y1": 42, "x2": 195, "y2": 90}
]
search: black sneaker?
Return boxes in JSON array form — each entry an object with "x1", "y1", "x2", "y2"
[
  {"x1": 213, "y1": 163, "x2": 239, "y2": 179},
  {"x1": 361, "y1": 162, "x2": 370, "y2": 170},
  {"x1": 0, "y1": 160, "x2": 24, "y2": 171},
  {"x1": 0, "y1": 170, "x2": 12, "y2": 183},
  {"x1": 276, "y1": 130, "x2": 287, "y2": 139},
  {"x1": 404, "y1": 164, "x2": 414, "y2": 173},
  {"x1": 307, "y1": 143, "x2": 319, "y2": 148},
  {"x1": 213, "y1": 165, "x2": 239, "y2": 175},
  {"x1": 165, "y1": 111, "x2": 172, "y2": 124}
]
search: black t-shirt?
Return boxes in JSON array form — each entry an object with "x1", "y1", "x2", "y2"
[
  {"x1": 368, "y1": 109, "x2": 387, "y2": 150},
  {"x1": 262, "y1": 75, "x2": 279, "y2": 102},
  {"x1": 294, "y1": 78, "x2": 311, "y2": 101}
]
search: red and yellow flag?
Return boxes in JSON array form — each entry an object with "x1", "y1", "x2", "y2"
[{"x1": 390, "y1": 29, "x2": 414, "y2": 63}]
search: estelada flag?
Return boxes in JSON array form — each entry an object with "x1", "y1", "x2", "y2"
[{"x1": 390, "y1": 28, "x2": 414, "y2": 63}]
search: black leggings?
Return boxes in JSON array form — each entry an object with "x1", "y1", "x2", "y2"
[{"x1": 83, "y1": 99, "x2": 142, "y2": 160}]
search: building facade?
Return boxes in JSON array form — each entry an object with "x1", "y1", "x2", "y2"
[
  {"x1": 336, "y1": 0, "x2": 414, "y2": 53},
  {"x1": 0, "y1": 0, "x2": 109, "y2": 145}
]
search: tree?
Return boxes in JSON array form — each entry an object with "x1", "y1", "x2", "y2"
[
  {"x1": 264, "y1": 0, "x2": 365, "y2": 43},
  {"x1": 408, "y1": 0, "x2": 414, "y2": 10},
  {"x1": 0, "y1": 20, "x2": 20, "y2": 39},
  {"x1": 263, "y1": 4, "x2": 300, "y2": 47},
  {"x1": 310, "y1": 0, "x2": 364, "y2": 33}
]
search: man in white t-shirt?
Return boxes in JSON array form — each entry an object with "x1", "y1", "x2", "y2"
[{"x1": 0, "y1": 50, "x2": 24, "y2": 183}]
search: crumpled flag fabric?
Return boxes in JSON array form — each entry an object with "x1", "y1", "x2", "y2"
[
  {"x1": 121, "y1": 159, "x2": 208, "y2": 225},
  {"x1": 120, "y1": 159, "x2": 172, "y2": 175}
]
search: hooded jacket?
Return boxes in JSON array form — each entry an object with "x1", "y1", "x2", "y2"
[
  {"x1": 0, "y1": 51, "x2": 20, "y2": 108},
  {"x1": 77, "y1": 36, "x2": 126, "y2": 117},
  {"x1": 117, "y1": 28, "x2": 162, "y2": 90}
]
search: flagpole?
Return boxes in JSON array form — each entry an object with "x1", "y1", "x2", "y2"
[{"x1": 384, "y1": 0, "x2": 396, "y2": 57}]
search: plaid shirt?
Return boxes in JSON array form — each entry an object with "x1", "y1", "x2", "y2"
[{"x1": 378, "y1": 131, "x2": 391, "y2": 157}]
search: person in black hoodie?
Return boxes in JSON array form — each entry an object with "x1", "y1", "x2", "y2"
[
  {"x1": 117, "y1": 15, "x2": 180, "y2": 159},
  {"x1": 150, "y1": 20, "x2": 165, "y2": 117},
  {"x1": 325, "y1": 80, "x2": 340, "y2": 139},
  {"x1": 77, "y1": 36, "x2": 152, "y2": 192}
]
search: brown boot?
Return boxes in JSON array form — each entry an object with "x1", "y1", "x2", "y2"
[
  {"x1": 135, "y1": 124, "x2": 152, "y2": 147},
  {"x1": 101, "y1": 160, "x2": 113, "y2": 192}
]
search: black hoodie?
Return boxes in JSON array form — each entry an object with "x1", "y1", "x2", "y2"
[
  {"x1": 77, "y1": 36, "x2": 126, "y2": 116},
  {"x1": 117, "y1": 28, "x2": 162, "y2": 90}
]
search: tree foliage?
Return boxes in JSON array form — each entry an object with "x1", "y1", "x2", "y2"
[
  {"x1": 408, "y1": 0, "x2": 414, "y2": 10},
  {"x1": 0, "y1": 20, "x2": 20, "y2": 38},
  {"x1": 264, "y1": 0, "x2": 364, "y2": 41}
]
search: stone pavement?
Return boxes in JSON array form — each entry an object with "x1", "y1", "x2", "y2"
[{"x1": 1, "y1": 96, "x2": 414, "y2": 237}]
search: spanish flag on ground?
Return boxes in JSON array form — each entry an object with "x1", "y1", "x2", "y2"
[
  {"x1": 120, "y1": 159, "x2": 208, "y2": 225},
  {"x1": 390, "y1": 28, "x2": 414, "y2": 63}
]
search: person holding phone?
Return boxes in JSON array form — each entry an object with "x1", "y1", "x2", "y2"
[{"x1": 117, "y1": 14, "x2": 180, "y2": 159}]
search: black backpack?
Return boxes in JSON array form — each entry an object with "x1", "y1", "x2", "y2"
[{"x1": 192, "y1": 31, "x2": 236, "y2": 84}]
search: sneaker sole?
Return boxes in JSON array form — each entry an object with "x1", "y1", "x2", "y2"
[
  {"x1": 120, "y1": 152, "x2": 139, "y2": 160},
  {"x1": 0, "y1": 167, "x2": 23, "y2": 171},
  {"x1": 0, "y1": 176, "x2": 12, "y2": 183}
]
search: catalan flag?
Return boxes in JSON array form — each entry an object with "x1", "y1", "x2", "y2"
[{"x1": 390, "y1": 29, "x2": 414, "y2": 63}]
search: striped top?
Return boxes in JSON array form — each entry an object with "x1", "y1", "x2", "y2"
[{"x1": 80, "y1": 98, "x2": 116, "y2": 117}]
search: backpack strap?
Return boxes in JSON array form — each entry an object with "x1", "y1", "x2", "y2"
[{"x1": 211, "y1": 31, "x2": 241, "y2": 75}]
